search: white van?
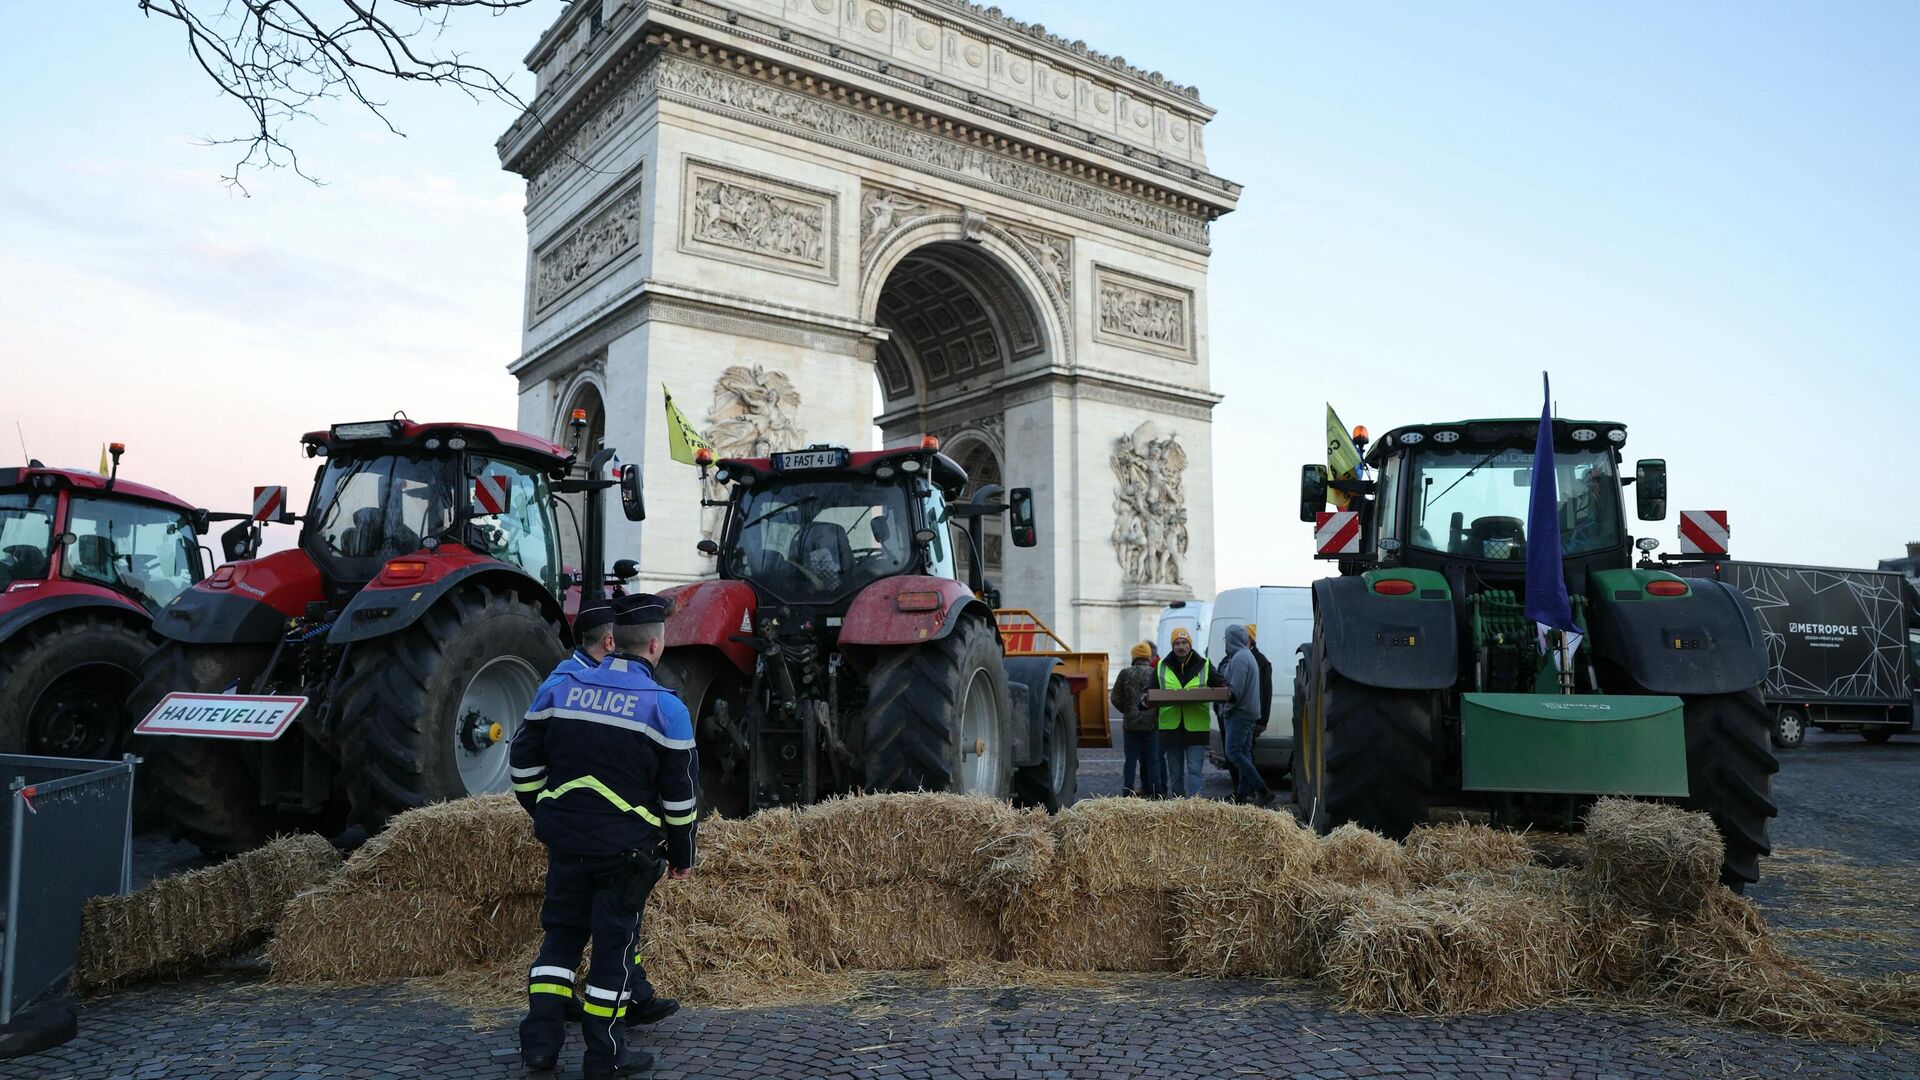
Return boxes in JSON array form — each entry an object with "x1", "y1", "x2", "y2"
[
  {"x1": 1205, "y1": 586, "x2": 1313, "y2": 779},
  {"x1": 1153, "y1": 600, "x2": 1211, "y2": 661}
]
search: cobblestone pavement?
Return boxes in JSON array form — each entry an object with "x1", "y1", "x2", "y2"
[{"x1": 13, "y1": 728, "x2": 1917, "y2": 1080}]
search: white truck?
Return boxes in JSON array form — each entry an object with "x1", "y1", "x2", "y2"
[{"x1": 1204, "y1": 586, "x2": 1313, "y2": 781}]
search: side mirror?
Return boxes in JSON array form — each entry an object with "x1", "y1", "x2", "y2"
[
  {"x1": 612, "y1": 558, "x2": 639, "y2": 581},
  {"x1": 220, "y1": 521, "x2": 258, "y2": 563},
  {"x1": 192, "y1": 509, "x2": 212, "y2": 534},
  {"x1": 619, "y1": 464, "x2": 645, "y2": 522},
  {"x1": 870, "y1": 516, "x2": 891, "y2": 544},
  {"x1": 1299, "y1": 465, "x2": 1329, "y2": 522},
  {"x1": 696, "y1": 539, "x2": 719, "y2": 556},
  {"x1": 54, "y1": 531, "x2": 77, "y2": 547},
  {"x1": 1635, "y1": 459, "x2": 1668, "y2": 521},
  {"x1": 1008, "y1": 487, "x2": 1037, "y2": 548}
]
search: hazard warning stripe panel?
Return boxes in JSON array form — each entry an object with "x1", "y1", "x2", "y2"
[
  {"x1": 1678, "y1": 509, "x2": 1729, "y2": 555},
  {"x1": 252, "y1": 485, "x2": 287, "y2": 522},
  {"x1": 1314, "y1": 510, "x2": 1361, "y2": 558}
]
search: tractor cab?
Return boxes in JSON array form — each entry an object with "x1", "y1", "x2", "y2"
[
  {"x1": 0, "y1": 454, "x2": 205, "y2": 615},
  {"x1": 709, "y1": 441, "x2": 1035, "y2": 617},
  {"x1": 296, "y1": 419, "x2": 572, "y2": 603}
]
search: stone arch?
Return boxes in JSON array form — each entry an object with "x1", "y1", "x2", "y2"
[{"x1": 551, "y1": 370, "x2": 606, "y2": 568}]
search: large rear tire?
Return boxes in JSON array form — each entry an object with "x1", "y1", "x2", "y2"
[
  {"x1": 0, "y1": 615, "x2": 152, "y2": 758},
  {"x1": 860, "y1": 616, "x2": 1012, "y2": 798},
  {"x1": 653, "y1": 649, "x2": 750, "y2": 817},
  {"x1": 1297, "y1": 624, "x2": 1436, "y2": 839},
  {"x1": 128, "y1": 642, "x2": 296, "y2": 854},
  {"x1": 333, "y1": 584, "x2": 563, "y2": 831},
  {"x1": 1679, "y1": 688, "x2": 1778, "y2": 889},
  {"x1": 1013, "y1": 675, "x2": 1078, "y2": 811}
]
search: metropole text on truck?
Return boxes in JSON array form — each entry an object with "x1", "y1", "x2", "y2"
[{"x1": 1669, "y1": 560, "x2": 1919, "y2": 747}]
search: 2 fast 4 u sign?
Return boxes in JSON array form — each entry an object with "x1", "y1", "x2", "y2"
[{"x1": 134, "y1": 693, "x2": 309, "y2": 740}]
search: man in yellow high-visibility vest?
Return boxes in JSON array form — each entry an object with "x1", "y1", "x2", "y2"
[{"x1": 1156, "y1": 627, "x2": 1227, "y2": 797}]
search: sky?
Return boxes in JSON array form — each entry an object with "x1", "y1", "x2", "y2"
[{"x1": 1, "y1": 2, "x2": 1915, "y2": 590}]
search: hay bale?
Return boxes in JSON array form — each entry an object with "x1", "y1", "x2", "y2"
[
  {"x1": 1322, "y1": 884, "x2": 1581, "y2": 1014},
  {"x1": 794, "y1": 793, "x2": 1053, "y2": 900},
  {"x1": 1052, "y1": 798, "x2": 1317, "y2": 894},
  {"x1": 1175, "y1": 881, "x2": 1374, "y2": 979},
  {"x1": 1583, "y1": 798, "x2": 1722, "y2": 919},
  {"x1": 270, "y1": 885, "x2": 504, "y2": 983},
  {"x1": 338, "y1": 794, "x2": 545, "y2": 900},
  {"x1": 1403, "y1": 823, "x2": 1534, "y2": 887},
  {"x1": 696, "y1": 809, "x2": 808, "y2": 882},
  {"x1": 1314, "y1": 824, "x2": 1408, "y2": 890},
  {"x1": 76, "y1": 833, "x2": 340, "y2": 991},
  {"x1": 784, "y1": 882, "x2": 1005, "y2": 969},
  {"x1": 1001, "y1": 875, "x2": 1174, "y2": 972}
]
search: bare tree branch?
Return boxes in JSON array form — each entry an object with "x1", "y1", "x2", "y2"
[{"x1": 138, "y1": 0, "x2": 540, "y2": 191}]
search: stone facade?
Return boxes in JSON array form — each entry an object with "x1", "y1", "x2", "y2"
[{"x1": 500, "y1": 0, "x2": 1239, "y2": 669}]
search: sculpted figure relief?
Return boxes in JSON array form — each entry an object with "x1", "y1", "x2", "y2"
[
  {"x1": 1099, "y1": 280, "x2": 1187, "y2": 347},
  {"x1": 692, "y1": 177, "x2": 826, "y2": 266},
  {"x1": 1110, "y1": 421, "x2": 1189, "y2": 586},
  {"x1": 534, "y1": 185, "x2": 645, "y2": 310},
  {"x1": 700, "y1": 364, "x2": 806, "y2": 544}
]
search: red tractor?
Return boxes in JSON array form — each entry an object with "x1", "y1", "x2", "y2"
[
  {"x1": 0, "y1": 446, "x2": 212, "y2": 758},
  {"x1": 656, "y1": 439, "x2": 1080, "y2": 815},
  {"x1": 130, "y1": 417, "x2": 643, "y2": 853}
]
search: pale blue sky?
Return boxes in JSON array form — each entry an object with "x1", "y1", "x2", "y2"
[{"x1": 1, "y1": 2, "x2": 1914, "y2": 588}]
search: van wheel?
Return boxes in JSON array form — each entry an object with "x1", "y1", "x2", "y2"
[{"x1": 1771, "y1": 708, "x2": 1805, "y2": 749}]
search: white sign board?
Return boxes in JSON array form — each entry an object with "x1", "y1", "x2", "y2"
[{"x1": 134, "y1": 693, "x2": 309, "y2": 741}]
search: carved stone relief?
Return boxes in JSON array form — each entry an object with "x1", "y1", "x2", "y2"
[
  {"x1": 1110, "y1": 420, "x2": 1189, "y2": 587},
  {"x1": 681, "y1": 159, "x2": 837, "y2": 282},
  {"x1": 527, "y1": 62, "x2": 660, "y2": 204},
  {"x1": 1007, "y1": 227, "x2": 1072, "y2": 300},
  {"x1": 1093, "y1": 265, "x2": 1194, "y2": 361},
  {"x1": 859, "y1": 185, "x2": 947, "y2": 267},
  {"x1": 699, "y1": 364, "x2": 807, "y2": 543},
  {"x1": 532, "y1": 176, "x2": 646, "y2": 312}
]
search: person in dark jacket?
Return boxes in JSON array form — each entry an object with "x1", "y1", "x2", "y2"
[
  {"x1": 1157, "y1": 627, "x2": 1226, "y2": 796},
  {"x1": 511, "y1": 593, "x2": 698, "y2": 1078},
  {"x1": 539, "y1": 601, "x2": 617, "y2": 697},
  {"x1": 1219, "y1": 624, "x2": 1273, "y2": 806},
  {"x1": 1109, "y1": 643, "x2": 1163, "y2": 797},
  {"x1": 1248, "y1": 623, "x2": 1274, "y2": 736}
]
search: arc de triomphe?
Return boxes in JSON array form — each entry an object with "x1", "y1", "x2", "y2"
[{"x1": 499, "y1": 0, "x2": 1240, "y2": 667}]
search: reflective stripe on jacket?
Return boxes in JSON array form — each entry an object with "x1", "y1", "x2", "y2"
[{"x1": 1157, "y1": 657, "x2": 1214, "y2": 733}]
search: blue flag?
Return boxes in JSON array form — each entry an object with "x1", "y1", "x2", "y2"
[{"x1": 1523, "y1": 373, "x2": 1578, "y2": 639}]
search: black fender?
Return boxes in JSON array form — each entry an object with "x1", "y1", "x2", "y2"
[
  {"x1": 0, "y1": 595, "x2": 150, "y2": 649},
  {"x1": 1312, "y1": 576, "x2": 1459, "y2": 691},
  {"x1": 1002, "y1": 655, "x2": 1062, "y2": 770},
  {"x1": 328, "y1": 563, "x2": 566, "y2": 646},
  {"x1": 150, "y1": 589, "x2": 285, "y2": 645},
  {"x1": 1588, "y1": 578, "x2": 1766, "y2": 696}
]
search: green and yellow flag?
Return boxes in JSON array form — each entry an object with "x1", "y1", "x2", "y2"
[
  {"x1": 98, "y1": 443, "x2": 110, "y2": 476},
  {"x1": 1326, "y1": 404, "x2": 1362, "y2": 509},
  {"x1": 663, "y1": 385, "x2": 714, "y2": 466}
]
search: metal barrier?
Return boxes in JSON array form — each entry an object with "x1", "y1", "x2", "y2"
[{"x1": 0, "y1": 754, "x2": 135, "y2": 1025}]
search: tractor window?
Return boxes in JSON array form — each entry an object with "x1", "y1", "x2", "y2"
[
  {"x1": 469, "y1": 458, "x2": 561, "y2": 595},
  {"x1": 309, "y1": 453, "x2": 456, "y2": 568},
  {"x1": 725, "y1": 479, "x2": 916, "y2": 603},
  {"x1": 0, "y1": 492, "x2": 57, "y2": 587},
  {"x1": 924, "y1": 485, "x2": 957, "y2": 581},
  {"x1": 1373, "y1": 456, "x2": 1401, "y2": 549},
  {"x1": 1405, "y1": 445, "x2": 1622, "y2": 560},
  {"x1": 62, "y1": 497, "x2": 199, "y2": 610}
]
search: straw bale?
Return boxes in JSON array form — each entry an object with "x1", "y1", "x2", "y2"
[
  {"x1": 338, "y1": 794, "x2": 545, "y2": 900},
  {"x1": 1403, "y1": 823, "x2": 1535, "y2": 887},
  {"x1": 1175, "y1": 881, "x2": 1375, "y2": 979},
  {"x1": 1313, "y1": 824, "x2": 1408, "y2": 891},
  {"x1": 269, "y1": 885, "x2": 497, "y2": 983},
  {"x1": 1001, "y1": 874, "x2": 1175, "y2": 972},
  {"x1": 794, "y1": 793, "x2": 1053, "y2": 900},
  {"x1": 76, "y1": 833, "x2": 340, "y2": 991},
  {"x1": 696, "y1": 809, "x2": 808, "y2": 882},
  {"x1": 1322, "y1": 884, "x2": 1582, "y2": 1014},
  {"x1": 783, "y1": 882, "x2": 1005, "y2": 970},
  {"x1": 1051, "y1": 798, "x2": 1317, "y2": 895},
  {"x1": 1583, "y1": 798, "x2": 1722, "y2": 919}
]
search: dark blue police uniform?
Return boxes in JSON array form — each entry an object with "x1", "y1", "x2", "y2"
[{"x1": 510, "y1": 594, "x2": 697, "y2": 1077}]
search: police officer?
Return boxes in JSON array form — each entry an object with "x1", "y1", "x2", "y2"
[
  {"x1": 511, "y1": 593, "x2": 698, "y2": 1077},
  {"x1": 538, "y1": 600, "x2": 616, "y2": 696}
]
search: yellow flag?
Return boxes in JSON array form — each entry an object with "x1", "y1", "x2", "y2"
[
  {"x1": 99, "y1": 443, "x2": 110, "y2": 475},
  {"x1": 1326, "y1": 404, "x2": 1362, "y2": 510},
  {"x1": 663, "y1": 385, "x2": 714, "y2": 466}
]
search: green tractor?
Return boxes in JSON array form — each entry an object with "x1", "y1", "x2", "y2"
[{"x1": 1294, "y1": 417, "x2": 1777, "y2": 889}]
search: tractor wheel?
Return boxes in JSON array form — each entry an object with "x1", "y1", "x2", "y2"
[
  {"x1": 1772, "y1": 707, "x2": 1806, "y2": 750},
  {"x1": 333, "y1": 584, "x2": 563, "y2": 831},
  {"x1": 128, "y1": 642, "x2": 296, "y2": 854},
  {"x1": 1013, "y1": 675, "x2": 1078, "y2": 811},
  {"x1": 1296, "y1": 625, "x2": 1436, "y2": 839},
  {"x1": 0, "y1": 615, "x2": 152, "y2": 758},
  {"x1": 1679, "y1": 688, "x2": 1778, "y2": 890},
  {"x1": 654, "y1": 649, "x2": 750, "y2": 817},
  {"x1": 860, "y1": 616, "x2": 1012, "y2": 798}
]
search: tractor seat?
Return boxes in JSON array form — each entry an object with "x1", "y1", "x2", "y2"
[
  {"x1": 795, "y1": 523, "x2": 853, "y2": 578},
  {"x1": 1463, "y1": 516, "x2": 1526, "y2": 559},
  {"x1": 2, "y1": 545, "x2": 47, "y2": 579},
  {"x1": 71, "y1": 534, "x2": 119, "y2": 581}
]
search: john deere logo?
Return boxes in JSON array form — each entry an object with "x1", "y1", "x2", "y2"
[{"x1": 1540, "y1": 702, "x2": 1613, "y2": 712}]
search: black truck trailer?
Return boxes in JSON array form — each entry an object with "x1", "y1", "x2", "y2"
[{"x1": 1669, "y1": 560, "x2": 1919, "y2": 747}]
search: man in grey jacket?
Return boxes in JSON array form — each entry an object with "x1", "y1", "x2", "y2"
[{"x1": 1219, "y1": 624, "x2": 1273, "y2": 806}]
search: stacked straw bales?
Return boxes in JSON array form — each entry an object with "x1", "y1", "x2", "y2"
[{"x1": 76, "y1": 833, "x2": 339, "y2": 991}]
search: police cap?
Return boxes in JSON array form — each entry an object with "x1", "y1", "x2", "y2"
[
  {"x1": 614, "y1": 592, "x2": 673, "y2": 625},
  {"x1": 574, "y1": 602, "x2": 616, "y2": 636}
]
